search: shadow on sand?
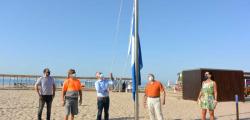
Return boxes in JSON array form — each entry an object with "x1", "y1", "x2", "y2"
[
  {"x1": 110, "y1": 117, "x2": 145, "y2": 120},
  {"x1": 192, "y1": 112, "x2": 250, "y2": 120}
]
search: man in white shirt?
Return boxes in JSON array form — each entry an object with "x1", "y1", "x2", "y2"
[{"x1": 35, "y1": 68, "x2": 56, "y2": 120}]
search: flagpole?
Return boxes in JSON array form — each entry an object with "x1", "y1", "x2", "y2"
[{"x1": 134, "y1": 0, "x2": 139, "y2": 119}]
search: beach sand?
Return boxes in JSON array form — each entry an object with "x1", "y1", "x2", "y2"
[{"x1": 0, "y1": 90, "x2": 249, "y2": 120}]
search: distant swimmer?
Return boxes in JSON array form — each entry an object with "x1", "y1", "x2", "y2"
[
  {"x1": 62, "y1": 69, "x2": 82, "y2": 120},
  {"x1": 35, "y1": 68, "x2": 56, "y2": 120}
]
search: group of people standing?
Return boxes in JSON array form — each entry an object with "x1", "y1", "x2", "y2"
[
  {"x1": 35, "y1": 68, "x2": 218, "y2": 120},
  {"x1": 143, "y1": 71, "x2": 218, "y2": 120},
  {"x1": 34, "y1": 68, "x2": 115, "y2": 120}
]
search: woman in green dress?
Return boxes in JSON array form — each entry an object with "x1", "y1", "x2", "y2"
[{"x1": 198, "y1": 71, "x2": 218, "y2": 120}]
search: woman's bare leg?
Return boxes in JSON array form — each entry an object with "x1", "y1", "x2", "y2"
[
  {"x1": 201, "y1": 109, "x2": 207, "y2": 120},
  {"x1": 209, "y1": 110, "x2": 215, "y2": 120},
  {"x1": 64, "y1": 115, "x2": 68, "y2": 120}
]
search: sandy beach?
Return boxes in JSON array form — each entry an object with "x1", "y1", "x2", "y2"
[{"x1": 0, "y1": 90, "x2": 249, "y2": 120}]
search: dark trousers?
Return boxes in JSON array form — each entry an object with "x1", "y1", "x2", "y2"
[
  {"x1": 38, "y1": 95, "x2": 53, "y2": 120},
  {"x1": 97, "y1": 97, "x2": 110, "y2": 120}
]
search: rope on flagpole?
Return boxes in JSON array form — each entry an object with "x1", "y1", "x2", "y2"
[
  {"x1": 119, "y1": 2, "x2": 135, "y2": 80},
  {"x1": 110, "y1": 0, "x2": 124, "y2": 73}
]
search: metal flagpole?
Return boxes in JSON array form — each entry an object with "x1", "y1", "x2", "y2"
[{"x1": 134, "y1": 0, "x2": 139, "y2": 119}]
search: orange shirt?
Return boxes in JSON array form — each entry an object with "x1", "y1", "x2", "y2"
[
  {"x1": 62, "y1": 78, "x2": 81, "y2": 92},
  {"x1": 145, "y1": 80, "x2": 164, "y2": 97}
]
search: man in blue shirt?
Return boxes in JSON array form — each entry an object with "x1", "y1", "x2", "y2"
[{"x1": 95, "y1": 72, "x2": 114, "y2": 120}]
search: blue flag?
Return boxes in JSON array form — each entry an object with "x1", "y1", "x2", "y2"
[{"x1": 128, "y1": 9, "x2": 143, "y2": 101}]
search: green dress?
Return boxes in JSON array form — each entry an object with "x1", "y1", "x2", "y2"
[{"x1": 199, "y1": 81, "x2": 215, "y2": 110}]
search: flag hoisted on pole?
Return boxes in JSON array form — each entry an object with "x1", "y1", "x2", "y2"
[
  {"x1": 128, "y1": 1, "x2": 143, "y2": 101},
  {"x1": 128, "y1": 0, "x2": 142, "y2": 119}
]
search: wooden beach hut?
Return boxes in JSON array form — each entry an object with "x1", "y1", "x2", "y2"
[{"x1": 181, "y1": 68, "x2": 245, "y2": 101}]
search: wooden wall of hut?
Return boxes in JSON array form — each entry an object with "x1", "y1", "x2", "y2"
[{"x1": 182, "y1": 68, "x2": 245, "y2": 101}]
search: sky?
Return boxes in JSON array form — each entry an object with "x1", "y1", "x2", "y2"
[{"x1": 0, "y1": 0, "x2": 250, "y2": 85}]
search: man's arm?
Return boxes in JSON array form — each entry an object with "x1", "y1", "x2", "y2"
[
  {"x1": 159, "y1": 83, "x2": 166, "y2": 105},
  {"x1": 108, "y1": 73, "x2": 115, "y2": 91},
  {"x1": 61, "y1": 90, "x2": 66, "y2": 106},
  {"x1": 110, "y1": 73, "x2": 114, "y2": 80},
  {"x1": 109, "y1": 73, "x2": 114, "y2": 84},
  {"x1": 52, "y1": 78, "x2": 56, "y2": 98},
  {"x1": 161, "y1": 89, "x2": 166, "y2": 105},
  {"x1": 35, "y1": 84, "x2": 40, "y2": 96},
  {"x1": 78, "y1": 80, "x2": 82, "y2": 105},
  {"x1": 79, "y1": 90, "x2": 82, "y2": 105},
  {"x1": 61, "y1": 81, "x2": 67, "y2": 106},
  {"x1": 53, "y1": 83, "x2": 56, "y2": 98},
  {"x1": 160, "y1": 83, "x2": 166, "y2": 105},
  {"x1": 35, "y1": 78, "x2": 41, "y2": 97}
]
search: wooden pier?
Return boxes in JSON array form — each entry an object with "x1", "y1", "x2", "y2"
[{"x1": 0, "y1": 73, "x2": 131, "y2": 91}]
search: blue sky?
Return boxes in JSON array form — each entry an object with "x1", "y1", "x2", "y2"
[{"x1": 0, "y1": 0, "x2": 250, "y2": 84}]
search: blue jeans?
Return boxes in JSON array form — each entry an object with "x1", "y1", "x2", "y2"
[{"x1": 97, "y1": 97, "x2": 110, "y2": 120}]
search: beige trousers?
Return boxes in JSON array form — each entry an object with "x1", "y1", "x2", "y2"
[{"x1": 147, "y1": 97, "x2": 164, "y2": 120}]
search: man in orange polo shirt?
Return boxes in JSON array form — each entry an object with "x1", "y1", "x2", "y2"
[
  {"x1": 62, "y1": 69, "x2": 82, "y2": 120},
  {"x1": 144, "y1": 74, "x2": 165, "y2": 120}
]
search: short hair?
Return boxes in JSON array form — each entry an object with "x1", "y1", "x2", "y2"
[
  {"x1": 43, "y1": 68, "x2": 50, "y2": 73},
  {"x1": 148, "y1": 73, "x2": 155, "y2": 79},
  {"x1": 95, "y1": 72, "x2": 103, "y2": 78},
  {"x1": 68, "y1": 69, "x2": 76, "y2": 74},
  {"x1": 68, "y1": 69, "x2": 76, "y2": 78}
]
